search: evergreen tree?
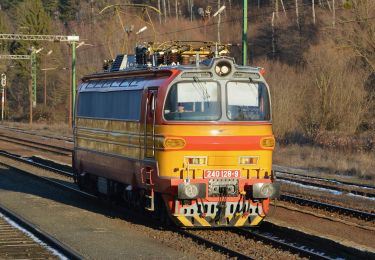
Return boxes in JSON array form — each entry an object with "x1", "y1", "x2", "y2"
[
  {"x1": 0, "y1": 11, "x2": 10, "y2": 74},
  {"x1": 42, "y1": 0, "x2": 59, "y2": 18},
  {"x1": 0, "y1": 0, "x2": 23, "y2": 10},
  {"x1": 16, "y1": 0, "x2": 51, "y2": 36},
  {"x1": 59, "y1": 0, "x2": 80, "y2": 22},
  {"x1": 9, "y1": 0, "x2": 53, "y2": 118},
  {"x1": 0, "y1": 11, "x2": 10, "y2": 53}
]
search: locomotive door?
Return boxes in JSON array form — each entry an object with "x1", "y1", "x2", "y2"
[{"x1": 144, "y1": 88, "x2": 158, "y2": 158}]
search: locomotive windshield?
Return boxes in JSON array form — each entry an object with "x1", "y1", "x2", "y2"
[
  {"x1": 164, "y1": 81, "x2": 221, "y2": 121},
  {"x1": 163, "y1": 80, "x2": 270, "y2": 121},
  {"x1": 226, "y1": 82, "x2": 270, "y2": 121}
]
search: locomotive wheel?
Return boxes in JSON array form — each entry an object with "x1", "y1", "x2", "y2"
[{"x1": 155, "y1": 194, "x2": 172, "y2": 226}]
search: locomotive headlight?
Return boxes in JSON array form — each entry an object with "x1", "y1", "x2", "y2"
[
  {"x1": 239, "y1": 156, "x2": 258, "y2": 165},
  {"x1": 178, "y1": 183, "x2": 206, "y2": 199},
  {"x1": 220, "y1": 65, "x2": 230, "y2": 74},
  {"x1": 252, "y1": 183, "x2": 280, "y2": 199},
  {"x1": 184, "y1": 184, "x2": 199, "y2": 198},
  {"x1": 215, "y1": 61, "x2": 232, "y2": 77},
  {"x1": 215, "y1": 65, "x2": 221, "y2": 75},
  {"x1": 185, "y1": 156, "x2": 207, "y2": 166},
  {"x1": 260, "y1": 184, "x2": 274, "y2": 197}
]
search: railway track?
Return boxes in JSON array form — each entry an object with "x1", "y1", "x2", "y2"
[
  {"x1": 0, "y1": 150, "x2": 373, "y2": 259},
  {"x1": 275, "y1": 169, "x2": 375, "y2": 190},
  {"x1": 0, "y1": 133, "x2": 72, "y2": 156},
  {"x1": 275, "y1": 169, "x2": 375, "y2": 198},
  {"x1": 280, "y1": 194, "x2": 375, "y2": 221},
  {"x1": 0, "y1": 203, "x2": 81, "y2": 259},
  {"x1": 177, "y1": 230, "x2": 254, "y2": 259},
  {"x1": 0, "y1": 125, "x2": 73, "y2": 143},
  {"x1": 236, "y1": 223, "x2": 375, "y2": 259}
]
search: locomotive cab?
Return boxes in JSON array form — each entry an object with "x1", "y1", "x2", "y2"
[{"x1": 154, "y1": 57, "x2": 280, "y2": 227}]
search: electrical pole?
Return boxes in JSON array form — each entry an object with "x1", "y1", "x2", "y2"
[
  {"x1": 31, "y1": 50, "x2": 37, "y2": 107},
  {"x1": 1, "y1": 73, "x2": 6, "y2": 122},
  {"x1": 0, "y1": 55, "x2": 32, "y2": 124},
  {"x1": 29, "y1": 79, "x2": 32, "y2": 125},
  {"x1": 72, "y1": 41, "x2": 77, "y2": 127},
  {"x1": 44, "y1": 70, "x2": 47, "y2": 105},
  {"x1": 0, "y1": 34, "x2": 79, "y2": 127},
  {"x1": 242, "y1": 0, "x2": 248, "y2": 65}
]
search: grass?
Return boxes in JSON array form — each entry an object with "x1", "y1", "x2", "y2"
[
  {"x1": 274, "y1": 144, "x2": 375, "y2": 185},
  {"x1": 3, "y1": 121, "x2": 72, "y2": 137}
]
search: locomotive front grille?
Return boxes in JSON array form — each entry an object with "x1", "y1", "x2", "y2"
[{"x1": 208, "y1": 178, "x2": 239, "y2": 197}]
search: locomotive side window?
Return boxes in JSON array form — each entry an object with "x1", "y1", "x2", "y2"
[
  {"x1": 94, "y1": 80, "x2": 105, "y2": 88},
  {"x1": 226, "y1": 82, "x2": 270, "y2": 121},
  {"x1": 103, "y1": 80, "x2": 112, "y2": 88},
  {"x1": 164, "y1": 81, "x2": 221, "y2": 121},
  {"x1": 79, "y1": 82, "x2": 88, "y2": 90},
  {"x1": 77, "y1": 90, "x2": 142, "y2": 120},
  {"x1": 120, "y1": 78, "x2": 133, "y2": 87},
  {"x1": 86, "y1": 81, "x2": 96, "y2": 88},
  {"x1": 111, "y1": 79, "x2": 123, "y2": 87}
]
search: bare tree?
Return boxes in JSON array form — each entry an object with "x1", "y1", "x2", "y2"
[
  {"x1": 158, "y1": 0, "x2": 162, "y2": 24},
  {"x1": 280, "y1": 0, "x2": 286, "y2": 17},
  {"x1": 167, "y1": 0, "x2": 171, "y2": 17},
  {"x1": 162, "y1": 0, "x2": 167, "y2": 23},
  {"x1": 332, "y1": 0, "x2": 335, "y2": 27},
  {"x1": 295, "y1": 0, "x2": 299, "y2": 28},
  {"x1": 312, "y1": 0, "x2": 316, "y2": 24},
  {"x1": 275, "y1": 0, "x2": 279, "y2": 18},
  {"x1": 343, "y1": 0, "x2": 375, "y2": 72}
]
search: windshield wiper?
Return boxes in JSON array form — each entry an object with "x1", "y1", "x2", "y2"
[{"x1": 193, "y1": 76, "x2": 210, "y2": 102}]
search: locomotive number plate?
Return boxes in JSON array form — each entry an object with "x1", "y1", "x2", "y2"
[{"x1": 204, "y1": 170, "x2": 240, "y2": 179}]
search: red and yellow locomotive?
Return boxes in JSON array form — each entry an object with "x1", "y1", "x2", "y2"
[{"x1": 73, "y1": 42, "x2": 279, "y2": 227}]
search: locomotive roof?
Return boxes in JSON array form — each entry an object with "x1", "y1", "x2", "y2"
[
  {"x1": 79, "y1": 56, "x2": 265, "y2": 93},
  {"x1": 81, "y1": 56, "x2": 261, "y2": 82}
]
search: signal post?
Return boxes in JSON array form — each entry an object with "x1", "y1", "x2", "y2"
[{"x1": 1, "y1": 73, "x2": 6, "y2": 122}]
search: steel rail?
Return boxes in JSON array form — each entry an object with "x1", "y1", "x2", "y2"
[
  {"x1": 277, "y1": 175, "x2": 375, "y2": 198},
  {"x1": 0, "y1": 125, "x2": 73, "y2": 142},
  {"x1": 237, "y1": 223, "x2": 375, "y2": 260},
  {"x1": 237, "y1": 228, "x2": 334, "y2": 259},
  {"x1": 177, "y1": 230, "x2": 253, "y2": 259},
  {"x1": 0, "y1": 150, "x2": 73, "y2": 178},
  {"x1": 280, "y1": 194, "x2": 375, "y2": 221},
  {"x1": 0, "y1": 204, "x2": 82, "y2": 260},
  {"x1": 0, "y1": 134, "x2": 72, "y2": 156},
  {"x1": 274, "y1": 169, "x2": 375, "y2": 190}
]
